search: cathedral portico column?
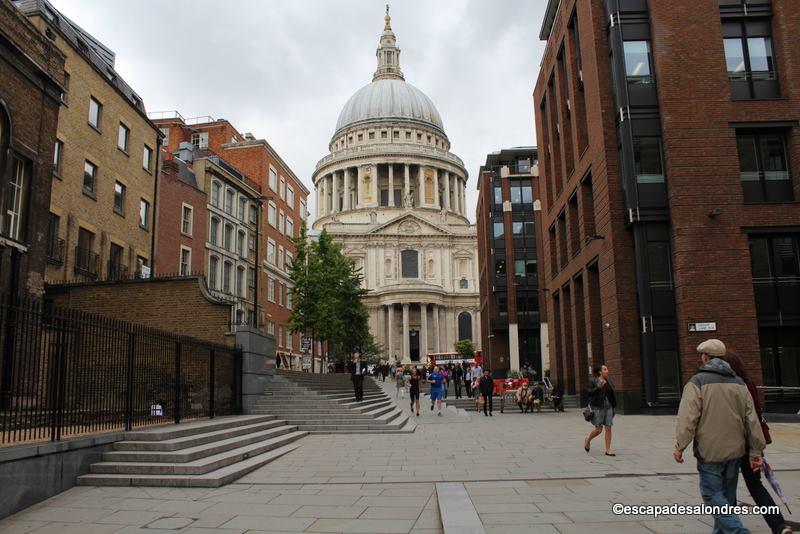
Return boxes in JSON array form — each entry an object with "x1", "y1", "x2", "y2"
[
  {"x1": 320, "y1": 177, "x2": 328, "y2": 215},
  {"x1": 432, "y1": 303, "x2": 440, "y2": 353},
  {"x1": 404, "y1": 164, "x2": 410, "y2": 202},
  {"x1": 371, "y1": 163, "x2": 379, "y2": 206},
  {"x1": 438, "y1": 305, "x2": 446, "y2": 353},
  {"x1": 420, "y1": 303, "x2": 428, "y2": 359},
  {"x1": 418, "y1": 165, "x2": 424, "y2": 207},
  {"x1": 387, "y1": 304, "x2": 395, "y2": 362},
  {"x1": 444, "y1": 171, "x2": 451, "y2": 211},
  {"x1": 356, "y1": 166, "x2": 364, "y2": 209},
  {"x1": 343, "y1": 167, "x2": 351, "y2": 210},
  {"x1": 402, "y1": 303, "x2": 410, "y2": 363},
  {"x1": 388, "y1": 164, "x2": 395, "y2": 207},
  {"x1": 331, "y1": 171, "x2": 339, "y2": 213}
]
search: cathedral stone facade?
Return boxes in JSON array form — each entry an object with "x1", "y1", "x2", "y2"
[{"x1": 312, "y1": 9, "x2": 480, "y2": 363}]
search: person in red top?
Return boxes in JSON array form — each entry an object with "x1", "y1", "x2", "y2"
[{"x1": 724, "y1": 354, "x2": 791, "y2": 534}]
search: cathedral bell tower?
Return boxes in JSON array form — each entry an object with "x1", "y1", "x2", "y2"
[{"x1": 373, "y1": 5, "x2": 404, "y2": 82}]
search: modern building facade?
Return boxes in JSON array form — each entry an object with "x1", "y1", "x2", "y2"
[
  {"x1": 535, "y1": 0, "x2": 800, "y2": 411},
  {"x1": 152, "y1": 114, "x2": 309, "y2": 363},
  {"x1": 17, "y1": 0, "x2": 161, "y2": 285},
  {"x1": 0, "y1": 0, "x2": 63, "y2": 298},
  {"x1": 476, "y1": 148, "x2": 546, "y2": 376},
  {"x1": 312, "y1": 9, "x2": 480, "y2": 364}
]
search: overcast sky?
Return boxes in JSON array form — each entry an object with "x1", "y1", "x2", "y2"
[{"x1": 53, "y1": 0, "x2": 547, "y2": 222}]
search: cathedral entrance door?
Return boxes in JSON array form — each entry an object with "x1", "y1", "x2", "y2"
[{"x1": 409, "y1": 329, "x2": 420, "y2": 361}]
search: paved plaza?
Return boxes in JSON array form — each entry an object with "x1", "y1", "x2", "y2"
[{"x1": 1, "y1": 383, "x2": 799, "y2": 533}]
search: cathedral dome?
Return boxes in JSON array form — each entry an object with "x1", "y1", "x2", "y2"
[{"x1": 334, "y1": 79, "x2": 445, "y2": 136}]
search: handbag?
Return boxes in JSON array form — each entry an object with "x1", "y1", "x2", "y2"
[
  {"x1": 582, "y1": 405, "x2": 593, "y2": 422},
  {"x1": 760, "y1": 416, "x2": 772, "y2": 445}
]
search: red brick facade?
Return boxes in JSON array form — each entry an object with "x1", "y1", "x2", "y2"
[{"x1": 534, "y1": 0, "x2": 800, "y2": 411}]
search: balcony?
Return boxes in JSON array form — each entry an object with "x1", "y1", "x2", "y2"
[
  {"x1": 46, "y1": 238, "x2": 65, "y2": 266},
  {"x1": 107, "y1": 261, "x2": 130, "y2": 281},
  {"x1": 74, "y1": 248, "x2": 100, "y2": 278}
]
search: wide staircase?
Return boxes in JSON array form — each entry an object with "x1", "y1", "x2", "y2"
[
  {"x1": 252, "y1": 370, "x2": 415, "y2": 434},
  {"x1": 77, "y1": 415, "x2": 306, "y2": 487}
]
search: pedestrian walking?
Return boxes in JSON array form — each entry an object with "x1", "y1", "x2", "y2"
[
  {"x1": 348, "y1": 353, "x2": 366, "y2": 402},
  {"x1": 478, "y1": 369, "x2": 494, "y2": 417},
  {"x1": 409, "y1": 367, "x2": 421, "y2": 417},
  {"x1": 395, "y1": 367, "x2": 405, "y2": 399},
  {"x1": 464, "y1": 363, "x2": 474, "y2": 398},
  {"x1": 452, "y1": 364, "x2": 463, "y2": 399},
  {"x1": 442, "y1": 366, "x2": 450, "y2": 399},
  {"x1": 584, "y1": 365, "x2": 617, "y2": 456},
  {"x1": 428, "y1": 366, "x2": 445, "y2": 416},
  {"x1": 551, "y1": 382, "x2": 564, "y2": 412},
  {"x1": 723, "y1": 353, "x2": 791, "y2": 534},
  {"x1": 674, "y1": 339, "x2": 766, "y2": 534}
]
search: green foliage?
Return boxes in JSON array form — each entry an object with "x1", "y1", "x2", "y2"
[
  {"x1": 507, "y1": 370, "x2": 521, "y2": 379},
  {"x1": 454, "y1": 339, "x2": 475, "y2": 358},
  {"x1": 288, "y1": 224, "x2": 372, "y2": 361}
]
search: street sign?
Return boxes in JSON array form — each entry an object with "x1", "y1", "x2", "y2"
[
  {"x1": 301, "y1": 336, "x2": 312, "y2": 351},
  {"x1": 688, "y1": 322, "x2": 717, "y2": 332}
]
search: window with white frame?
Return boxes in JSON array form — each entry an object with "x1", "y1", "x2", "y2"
[
  {"x1": 210, "y1": 217, "x2": 220, "y2": 245},
  {"x1": 117, "y1": 123, "x2": 129, "y2": 152},
  {"x1": 278, "y1": 246, "x2": 284, "y2": 270},
  {"x1": 88, "y1": 97, "x2": 101, "y2": 129},
  {"x1": 143, "y1": 145, "x2": 153, "y2": 172},
  {"x1": 286, "y1": 288, "x2": 293, "y2": 310},
  {"x1": 285, "y1": 251, "x2": 293, "y2": 270},
  {"x1": 267, "y1": 239, "x2": 276, "y2": 264},
  {"x1": 285, "y1": 217, "x2": 294, "y2": 237},
  {"x1": 238, "y1": 197, "x2": 246, "y2": 221},
  {"x1": 286, "y1": 185, "x2": 295, "y2": 210},
  {"x1": 268, "y1": 202, "x2": 276, "y2": 227},
  {"x1": 224, "y1": 223, "x2": 233, "y2": 251},
  {"x1": 267, "y1": 321, "x2": 275, "y2": 335},
  {"x1": 268, "y1": 277, "x2": 275, "y2": 302},
  {"x1": 278, "y1": 282, "x2": 284, "y2": 306},
  {"x1": 191, "y1": 132, "x2": 208, "y2": 149},
  {"x1": 223, "y1": 261, "x2": 232, "y2": 293},
  {"x1": 279, "y1": 178, "x2": 286, "y2": 200},
  {"x1": 209, "y1": 255, "x2": 219, "y2": 289},
  {"x1": 181, "y1": 204, "x2": 193, "y2": 235},
  {"x1": 299, "y1": 199, "x2": 307, "y2": 221},
  {"x1": 278, "y1": 211, "x2": 284, "y2": 233},
  {"x1": 237, "y1": 230, "x2": 245, "y2": 256},
  {"x1": 179, "y1": 247, "x2": 191, "y2": 275},
  {"x1": 249, "y1": 204, "x2": 258, "y2": 224},
  {"x1": 269, "y1": 166, "x2": 277, "y2": 191},
  {"x1": 277, "y1": 325, "x2": 283, "y2": 348},
  {"x1": 211, "y1": 181, "x2": 221, "y2": 207},
  {"x1": 225, "y1": 189, "x2": 234, "y2": 214}
]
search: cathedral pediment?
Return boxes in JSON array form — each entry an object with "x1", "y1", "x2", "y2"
[{"x1": 366, "y1": 213, "x2": 452, "y2": 236}]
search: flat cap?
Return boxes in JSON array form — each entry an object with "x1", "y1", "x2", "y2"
[{"x1": 696, "y1": 339, "x2": 726, "y2": 357}]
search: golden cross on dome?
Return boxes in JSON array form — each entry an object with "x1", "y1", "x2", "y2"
[{"x1": 384, "y1": 4, "x2": 391, "y2": 30}]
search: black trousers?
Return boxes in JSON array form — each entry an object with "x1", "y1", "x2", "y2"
[
  {"x1": 740, "y1": 454, "x2": 786, "y2": 532},
  {"x1": 482, "y1": 392, "x2": 493, "y2": 414},
  {"x1": 454, "y1": 379, "x2": 462, "y2": 398},
  {"x1": 465, "y1": 380, "x2": 472, "y2": 398},
  {"x1": 352, "y1": 375, "x2": 364, "y2": 401}
]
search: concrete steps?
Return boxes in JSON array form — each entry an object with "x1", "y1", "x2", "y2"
[
  {"x1": 77, "y1": 415, "x2": 307, "y2": 487},
  {"x1": 252, "y1": 371, "x2": 414, "y2": 434}
]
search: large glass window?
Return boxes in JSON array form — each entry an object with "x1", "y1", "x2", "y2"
[
  {"x1": 88, "y1": 97, "x2": 101, "y2": 129},
  {"x1": 117, "y1": 123, "x2": 129, "y2": 152},
  {"x1": 493, "y1": 186, "x2": 502, "y2": 205},
  {"x1": 182, "y1": 205, "x2": 193, "y2": 235},
  {"x1": 723, "y1": 18, "x2": 779, "y2": 99},
  {"x1": 53, "y1": 139, "x2": 63, "y2": 176},
  {"x1": 209, "y1": 256, "x2": 219, "y2": 289},
  {"x1": 493, "y1": 222, "x2": 504, "y2": 239},
  {"x1": 633, "y1": 138, "x2": 665, "y2": 183},
  {"x1": 83, "y1": 160, "x2": 97, "y2": 196},
  {"x1": 3, "y1": 157, "x2": 28, "y2": 241},
  {"x1": 113, "y1": 181, "x2": 125, "y2": 214},
  {"x1": 623, "y1": 41, "x2": 653, "y2": 83},
  {"x1": 736, "y1": 130, "x2": 792, "y2": 203},
  {"x1": 139, "y1": 199, "x2": 149, "y2": 229},
  {"x1": 401, "y1": 250, "x2": 419, "y2": 278}
]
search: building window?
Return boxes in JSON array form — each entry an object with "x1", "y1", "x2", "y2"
[
  {"x1": 267, "y1": 321, "x2": 275, "y2": 335},
  {"x1": 223, "y1": 261, "x2": 232, "y2": 293},
  {"x1": 53, "y1": 139, "x2": 64, "y2": 177},
  {"x1": 3, "y1": 157, "x2": 29, "y2": 241},
  {"x1": 248, "y1": 233, "x2": 256, "y2": 253},
  {"x1": 237, "y1": 230, "x2": 246, "y2": 256},
  {"x1": 299, "y1": 199, "x2": 307, "y2": 220},
  {"x1": 287, "y1": 185, "x2": 295, "y2": 209},
  {"x1": 286, "y1": 329, "x2": 292, "y2": 349},
  {"x1": 510, "y1": 183, "x2": 533, "y2": 204},
  {"x1": 225, "y1": 189, "x2": 234, "y2": 214},
  {"x1": 736, "y1": 130, "x2": 793, "y2": 203},
  {"x1": 139, "y1": 199, "x2": 150, "y2": 229},
  {"x1": 493, "y1": 222, "x2": 504, "y2": 239},
  {"x1": 210, "y1": 217, "x2": 220, "y2": 245},
  {"x1": 723, "y1": 16, "x2": 778, "y2": 99},
  {"x1": 117, "y1": 123, "x2": 129, "y2": 152},
  {"x1": 159, "y1": 127, "x2": 169, "y2": 146},
  {"x1": 60, "y1": 72, "x2": 69, "y2": 104},
  {"x1": 278, "y1": 211, "x2": 285, "y2": 233},
  {"x1": 286, "y1": 251, "x2": 293, "y2": 270},
  {"x1": 278, "y1": 282, "x2": 284, "y2": 306},
  {"x1": 358, "y1": 133, "x2": 364, "y2": 141},
  {"x1": 236, "y1": 266, "x2": 245, "y2": 297},
  {"x1": 108, "y1": 243, "x2": 124, "y2": 279},
  {"x1": 181, "y1": 204, "x2": 193, "y2": 235},
  {"x1": 633, "y1": 138, "x2": 665, "y2": 183},
  {"x1": 83, "y1": 160, "x2": 97, "y2": 196},
  {"x1": 267, "y1": 239, "x2": 276, "y2": 264},
  {"x1": 76, "y1": 227, "x2": 95, "y2": 275},
  {"x1": 269, "y1": 167, "x2": 277, "y2": 191},
  {"x1": 143, "y1": 145, "x2": 153, "y2": 172},
  {"x1": 191, "y1": 132, "x2": 208, "y2": 149},
  {"x1": 268, "y1": 277, "x2": 275, "y2": 302},
  {"x1": 113, "y1": 181, "x2": 126, "y2": 215},
  {"x1": 45, "y1": 212, "x2": 61, "y2": 263},
  {"x1": 250, "y1": 203, "x2": 258, "y2": 223},
  {"x1": 280, "y1": 178, "x2": 286, "y2": 200},
  {"x1": 209, "y1": 256, "x2": 219, "y2": 289},
  {"x1": 238, "y1": 197, "x2": 246, "y2": 221},
  {"x1": 180, "y1": 246, "x2": 191, "y2": 276},
  {"x1": 623, "y1": 40, "x2": 653, "y2": 84},
  {"x1": 268, "y1": 201, "x2": 277, "y2": 226},
  {"x1": 210, "y1": 181, "x2": 220, "y2": 207},
  {"x1": 369, "y1": 132, "x2": 375, "y2": 139},
  {"x1": 224, "y1": 223, "x2": 233, "y2": 251},
  {"x1": 88, "y1": 97, "x2": 101, "y2": 129},
  {"x1": 285, "y1": 218, "x2": 294, "y2": 237},
  {"x1": 278, "y1": 246, "x2": 285, "y2": 270},
  {"x1": 493, "y1": 185, "x2": 502, "y2": 205},
  {"x1": 458, "y1": 312, "x2": 472, "y2": 341},
  {"x1": 401, "y1": 249, "x2": 418, "y2": 278}
]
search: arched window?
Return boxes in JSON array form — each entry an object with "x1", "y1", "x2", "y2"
[
  {"x1": 210, "y1": 181, "x2": 221, "y2": 207},
  {"x1": 458, "y1": 312, "x2": 472, "y2": 341},
  {"x1": 210, "y1": 217, "x2": 220, "y2": 245},
  {"x1": 224, "y1": 223, "x2": 233, "y2": 251},
  {"x1": 208, "y1": 255, "x2": 219, "y2": 290},
  {"x1": 401, "y1": 249, "x2": 418, "y2": 278}
]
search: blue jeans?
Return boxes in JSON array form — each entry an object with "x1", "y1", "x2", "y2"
[{"x1": 697, "y1": 458, "x2": 749, "y2": 534}]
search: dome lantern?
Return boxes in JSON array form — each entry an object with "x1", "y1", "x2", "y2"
[{"x1": 373, "y1": 4, "x2": 404, "y2": 82}]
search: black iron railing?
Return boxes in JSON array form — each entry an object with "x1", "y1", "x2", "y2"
[
  {"x1": 74, "y1": 248, "x2": 100, "y2": 278},
  {"x1": 45, "y1": 238, "x2": 65, "y2": 265},
  {"x1": 0, "y1": 294, "x2": 242, "y2": 446},
  {"x1": 107, "y1": 261, "x2": 129, "y2": 281}
]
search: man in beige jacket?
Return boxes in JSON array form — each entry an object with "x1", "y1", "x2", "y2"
[{"x1": 674, "y1": 339, "x2": 766, "y2": 533}]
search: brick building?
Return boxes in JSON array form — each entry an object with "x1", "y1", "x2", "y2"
[
  {"x1": 476, "y1": 148, "x2": 546, "y2": 376},
  {"x1": 534, "y1": 0, "x2": 800, "y2": 412},
  {"x1": 0, "y1": 0, "x2": 63, "y2": 298},
  {"x1": 16, "y1": 0, "x2": 162, "y2": 284},
  {"x1": 152, "y1": 113, "x2": 309, "y2": 362}
]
